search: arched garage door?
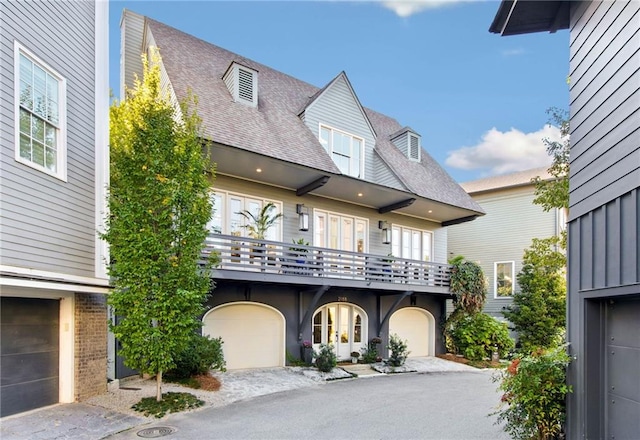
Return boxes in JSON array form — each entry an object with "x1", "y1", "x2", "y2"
[
  {"x1": 389, "y1": 307, "x2": 435, "y2": 357},
  {"x1": 202, "y1": 302, "x2": 285, "y2": 370}
]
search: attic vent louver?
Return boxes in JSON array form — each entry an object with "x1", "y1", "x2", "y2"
[
  {"x1": 237, "y1": 68, "x2": 254, "y2": 102},
  {"x1": 222, "y1": 62, "x2": 258, "y2": 107},
  {"x1": 408, "y1": 133, "x2": 421, "y2": 161}
]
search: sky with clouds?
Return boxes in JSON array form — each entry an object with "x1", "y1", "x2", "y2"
[{"x1": 109, "y1": 0, "x2": 569, "y2": 183}]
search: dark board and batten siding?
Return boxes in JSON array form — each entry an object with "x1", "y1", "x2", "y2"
[
  {"x1": 0, "y1": 1, "x2": 97, "y2": 277},
  {"x1": 568, "y1": 0, "x2": 640, "y2": 221},
  {"x1": 566, "y1": 2, "x2": 640, "y2": 439}
]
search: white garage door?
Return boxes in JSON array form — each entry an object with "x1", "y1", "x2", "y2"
[
  {"x1": 203, "y1": 302, "x2": 285, "y2": 370},
  {"x1": 389, "y1": 307, "x2": 434, "y2": 357}
]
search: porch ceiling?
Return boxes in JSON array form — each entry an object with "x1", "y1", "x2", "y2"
[{"x1": 209, "y1": 142, "x2": 478, "y2": 224}]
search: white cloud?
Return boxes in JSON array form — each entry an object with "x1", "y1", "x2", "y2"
[
  {"x1": 445, "y1": 125, "x2": 562, "y2": 176},
  {"x1": 502, "y1": 48, "x2": 525, "y2": 57},
  {"x1": 381, "y1": 0, "x2": 465, "y2": 17}
]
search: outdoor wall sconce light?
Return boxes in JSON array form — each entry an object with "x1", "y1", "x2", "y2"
[
  {"x1": 297, "y1": 204, "x2": 309, "y2": 231},
  {"x1": 378, "y1": 220, "x2": 391, "y2": 244}
]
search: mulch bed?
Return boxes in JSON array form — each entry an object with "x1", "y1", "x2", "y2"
[
  {"x1": 194, "y1": 374, "x2": 221, "y2": 391},
  {"x1": 437, "y1": 353, "x2": 502, "y2": 368}
]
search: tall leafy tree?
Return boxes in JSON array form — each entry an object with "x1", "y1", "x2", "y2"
[
  {"x1": 103, "y1": 49, "x2": 213, "y2": 401},
  {"x1": 532, "y1": 107, "x2": 570, "y2": 213}
]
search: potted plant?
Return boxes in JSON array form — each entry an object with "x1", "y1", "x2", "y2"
[
  {"x1": 237, "y1": 202, "x2": 283, "y2": 259},
  {"x1": 351, "y1": 351, "x2": 360, "y2": 364},
  {"x1": 301, "y1": 340, "x2": 313, "y2": 365}
]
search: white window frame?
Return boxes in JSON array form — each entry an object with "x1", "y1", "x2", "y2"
[
  {"x1": 313, "y1": 208, "x2": 368, "y2": 253},
  {"x1": 390, "y1": 224, "x2": 433, "y2": 261},
  {"x1": 14, "y1": 41, "x2": 67, "y2": 181},
  {"x1": 494, "y1": 261, "x2": 515, "y2": 298},
  {"x1": 208, "y1": 190, "x2": 283, "y2": 241},
  {"x1": 318, "y1": 124, "x2": 364, "y2": 179}
]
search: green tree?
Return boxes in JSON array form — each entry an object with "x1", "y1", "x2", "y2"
[
  {"x1": 503, "y1": 236, "x2": 566, "y2": 353},
  {"x1": 532, "y1": 107, "x2": 569, "y2": 213},
  {"x1": 103, "y1": 49, "x2": 213, "y2": 401}
]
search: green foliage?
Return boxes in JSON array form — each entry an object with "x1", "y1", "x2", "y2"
[
  {"x1": 533, "y1": 108, "x2": 570, "y2": 212},
  {"x1": 166, "y1": 334, "x2": 226, "y2": 379},
  {"x1": 449, "y1": 259, "x2": 487, "y2": 315},
  {"x1": 360, "y1": 338, "x2": 381, "y2": 363},
  {"x1": 132, "y1": 392, "x2": 204, "y2": 418},
  {"x1": 286, "y1": 350, "x2": 309, "y2": 367},
  {"x1": 450, "y1": 313, "x2": 514, "y2": 361},
  {"x1": 238, "y1": 202, "x2": 283, "y2": 239},
  {"x1": 493, "y1": 347, "x2": 572, "y2": 440},
  {"x1": 289, "y1": 238, "x2": 310, "y2": 254},
  {"x1": 387, "y1": 333, "x2": 410, "y2": 367},
  {"x1": 503, "y1": 237, "x2": 566, "y2": 353},
  {"x1": 314, "y1": 343, "x2": 337, "y2": 372},
  {"x1": 103, "y1": 48, "x2": 214, "y2": 394}
]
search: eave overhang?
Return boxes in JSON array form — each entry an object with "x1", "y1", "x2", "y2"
[{"x1": 489, "y1": 0, "x2": 570, "y2": 36}]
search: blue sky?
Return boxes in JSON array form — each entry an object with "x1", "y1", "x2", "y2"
[{"x1": 109, "y1": 0, "x2": 569, "y2": 183}]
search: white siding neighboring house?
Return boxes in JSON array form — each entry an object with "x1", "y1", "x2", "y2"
[
  {"x1": 447, "y1": 167, "x2": 564, "y2": 324},
  {"x1": 0, "y1": 1, "x2": 110, "y2": 417}
]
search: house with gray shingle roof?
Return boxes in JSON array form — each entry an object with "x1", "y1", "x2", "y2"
[
  {"x1": 447, "y1": 167, "x2": 564, "y2": 328},
  {"x1": 118, "y1": 9, "x2": 484, "y2": 372}
]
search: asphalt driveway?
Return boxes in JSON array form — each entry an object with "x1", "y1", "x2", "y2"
[{"x1": 108, "y1": 370, "x2": 508, "y2": 440}]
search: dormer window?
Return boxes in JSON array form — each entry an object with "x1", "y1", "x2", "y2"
[
  {"x1": 223, "y1": 62, "x2": 258, "y2": 107},
  {"x1": 408, "y1": 133, "x2": 421, "y2": 162},
  {"x1": 319, "y1": 124, "x2": 364, "y2": 178}
]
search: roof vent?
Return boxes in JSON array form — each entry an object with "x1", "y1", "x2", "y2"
[
  {"x1": 223, "y1": 62, "x2": 258, "y2": 107},
  {"x1": 408, "y1": 133, "x2": 420, "y2": 161}
]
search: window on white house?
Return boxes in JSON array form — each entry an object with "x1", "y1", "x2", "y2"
[
  {"x1": 314, "y1": 209, "x2": 367, "y2": 253},
  {"x1": 15, "y1": 43, "x2": 66, "y2": 179},
  {"x1": 319, "y1": 125, "x2": 364, "y2": 178},
  {"x1": 207, "y1": 190, "x2": 282, "y2": 241},
  {"x1": 495, "y1": 261, "x2": 514, "y2": 297},
  {"x1": 391, "y1": 225, "x2": 433, "y2": 261}
]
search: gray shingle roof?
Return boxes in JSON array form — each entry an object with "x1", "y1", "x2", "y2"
[
  {"x1": 460, "y1": 166, "x2": 552, "y2": 194},
  {"x1": 145, "y1": 17, "x2": 482, "y2": 214}
]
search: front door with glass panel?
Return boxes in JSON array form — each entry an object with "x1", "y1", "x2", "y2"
[{"x1": 312, "y1": 303, "x2": 366, "y2": 360}]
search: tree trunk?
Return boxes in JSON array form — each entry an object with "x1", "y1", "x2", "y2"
[{"x1": 156, "y1": 370, "x2": 163, "y2": 402}]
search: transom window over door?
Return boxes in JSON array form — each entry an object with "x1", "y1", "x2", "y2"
[
  {"x1": 391, "y1": 225, "x2": 433, "y2": 261},
  {"x1": 208, "y1": 191, "x2": 282, "y2": 241},
  {"x1": 14, "y1": 42, "x2": 66, "y2": 180},
  {"x1": 319, "y1": 125, "x2": 364, "y2": 178}
]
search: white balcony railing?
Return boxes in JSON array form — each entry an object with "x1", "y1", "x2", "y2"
[{"x1": 201, "y1": 234, "x2": 450, "y2": 288}]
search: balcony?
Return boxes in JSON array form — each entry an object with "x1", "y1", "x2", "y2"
[{"x1": 201, "y1": 234, "x2": 451, "y2": 294}]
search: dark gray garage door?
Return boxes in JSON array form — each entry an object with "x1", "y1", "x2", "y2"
[
  {"x1": 607, "y1": 297, "x2": 640, "y2": 439},
  {"x1": 1, "y1": 297, "x2": 59, "y2": 417}
]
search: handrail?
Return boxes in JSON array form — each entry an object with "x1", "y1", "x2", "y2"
[{"x1": 201, "y1": 234, "x2": 450, "y2": 287}]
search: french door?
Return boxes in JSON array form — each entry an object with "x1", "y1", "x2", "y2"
[{"x1": 312, "y1": 303, "x2": 366, "y2": 360}]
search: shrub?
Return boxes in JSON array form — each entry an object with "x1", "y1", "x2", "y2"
[
  {"x1": 166, "y1": 334, "x2": 226, "y2": 379},
  {"x1": 360, "y1": 338, "x2": 381, "y2": 363},
  {"x1": 492, "y1": 346, "x2": 572, "y2": 440},
  {"x1": 314, "y1": 343, "x2": 337, "y2": 372},
  {"x1": 132, "y1": 392, "x2": 204, "y2": 418},
  {"x1": 502, "y1": 236, "x2": 566, "y2": 354},
  {"x1": 387, "y1": 333, "x2": 410, "y2": 367},
  {"x1": 450, "y1": 313, "x2": 514, "y2": 361},
  {"x1": 449, "y1": 258, "x2": 487, "y2": 315}
]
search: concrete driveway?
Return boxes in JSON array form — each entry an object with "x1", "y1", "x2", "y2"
[{"x1": 108, "y1": 370, "x2": 508, "y2": 440}]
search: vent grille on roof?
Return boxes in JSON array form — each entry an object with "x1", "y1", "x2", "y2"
[
  {"x1": 409, "y1": 134, "x2": 420, "y2": 160},
  {"x1": 238, "y1": 68, "x2": 254, "y2": 102}
]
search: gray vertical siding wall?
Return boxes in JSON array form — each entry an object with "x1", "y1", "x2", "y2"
[
  {"x1": 566, "y1": 1, "x2": 640, "y2": 438},
  {"x1": 0, "y1": 1, "x2": 97, "y2": 277}
]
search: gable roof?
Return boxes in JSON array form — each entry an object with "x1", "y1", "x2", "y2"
[
  {"x1": 129, "y1": 12, "x2": 483, "y2": 217},
  {"x1": 460, "y1": 167, "x2": 552, "y2": 194}
]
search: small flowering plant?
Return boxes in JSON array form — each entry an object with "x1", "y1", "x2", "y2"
[{"x1": 302, "y1": 340, "x2": 312, "y2": 348}]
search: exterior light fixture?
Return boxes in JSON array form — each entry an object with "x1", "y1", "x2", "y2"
[
  {"x1": 297, "y1": 204, "x2": 309, "y2": 231},
  {"x1": 378, "y1": 220, "x2": 391, "y2": 244}
]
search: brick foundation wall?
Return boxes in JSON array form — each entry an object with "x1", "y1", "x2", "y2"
[{"x1": 74, "y1": 293, "x2": 108, "y2": 401}]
